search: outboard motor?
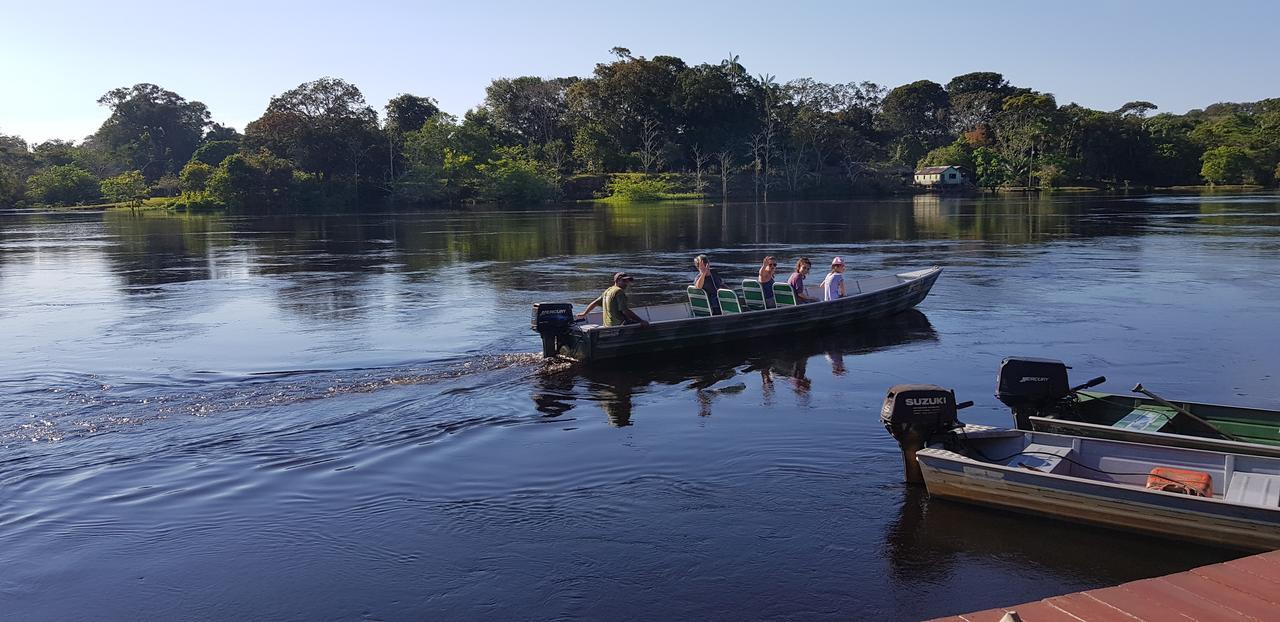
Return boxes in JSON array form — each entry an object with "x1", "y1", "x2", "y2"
[
  {"x1": 531, "y1": 303, "x2": 575, "y2": 358},
  {"x1": 882, "y1": 384, "x2": 966, "y2": 485},
  {"x1": 996, "y1": 357, "x2": 1071, "y2": 428}
]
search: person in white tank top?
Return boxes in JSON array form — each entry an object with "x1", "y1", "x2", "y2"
[{"x1": 820, "y1": 256, "x2": 846, "y2": 301}]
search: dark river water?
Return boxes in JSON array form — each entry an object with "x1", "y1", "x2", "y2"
[{"x1": 1, "y1": 193, "x2": 1278, "y2": 621}]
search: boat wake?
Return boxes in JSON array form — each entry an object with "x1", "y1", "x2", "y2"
[{"x1": 0, "y1": 353, "x2": 549, "y2": 448}]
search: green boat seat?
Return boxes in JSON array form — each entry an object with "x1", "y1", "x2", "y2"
[
  {"x1": 687, "y1": 286, "x2": 713, "y2": 318},
  {"x1": 1111, "y1": 406, "x2": 1177, "y2": 433},
  {"x1": 717, "y1": 289, "x2": 743, "y2": 314},
  {"x1": 772, "y1": 282, "x2": 796, "y2": 306},
  {"x1": 742, "y1": 279, "x2": 767, "y2": 310}
]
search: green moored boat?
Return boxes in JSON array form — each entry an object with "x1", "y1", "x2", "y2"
[{"x1": 993, "y1": 357, "x2": 1280, "y2": 458}]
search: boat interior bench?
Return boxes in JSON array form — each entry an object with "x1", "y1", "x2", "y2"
[
  {"x1": 1225, "y1": 472, "x2": 1280, "y2": 507},
  {"x1": 1111, "y1": 406, "x2": 1178, "y2": 433},
  {"x1": 1007, "y1": 443, "x2": 1073, "y2": 474}
]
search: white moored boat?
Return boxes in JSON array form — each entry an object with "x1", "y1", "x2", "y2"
[{"x1": 882, "y1": 384, "x2": 1280, "y2": 551}]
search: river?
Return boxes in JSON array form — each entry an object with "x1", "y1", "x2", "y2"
[{"x1": 1, "y1": 193, "x2": 1278, "y2": 620}]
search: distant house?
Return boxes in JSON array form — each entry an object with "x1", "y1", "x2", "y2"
[{"x1": 914, "y1": 165, "x2": 968, "y2": 186}]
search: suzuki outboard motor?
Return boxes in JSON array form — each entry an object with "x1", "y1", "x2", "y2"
[
  {"x1": 881, "y1": 384, "x2": 965, "y2": 485},
  {"x1": 996, "y1": 357, "x2": 1070, "y2": 428},
  {"x1": 531, "y1": 303, "x2": 574, "y2": 358}
]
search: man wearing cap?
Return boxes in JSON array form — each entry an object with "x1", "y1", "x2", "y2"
[{"x1": 577, "y1": 272, "x2": 649, "y2": 327}]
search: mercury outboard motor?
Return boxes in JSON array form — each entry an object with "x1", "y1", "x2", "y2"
[
  {"x1": 996, "y1": 357, "x2": 1104, "y2": 428},
  {"x1": 531, "y1": 303, "x2": 574, "y2": 358},
  {"x1": 881, "y1": 384, "x2": 969, "y2": 485}
]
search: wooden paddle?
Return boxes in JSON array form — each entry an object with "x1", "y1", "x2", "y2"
[{"x1": 1132, "y1": 383, "x2": 1240, "y2": 442}]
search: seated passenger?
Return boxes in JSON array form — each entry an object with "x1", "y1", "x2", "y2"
[
  {"x1": 820, "y1": 256, "x2": 846, "y2": 301},
  {"x1": 758, "y1": 255, "x2": 778, "y2": 308},
  {"x1": 577, "y1": 272, "x2": 649, "y2": 327},
  {"x1": 787, "y1": 257, "x2": 814, "y2": 303},
  {"x1": 693, "y1": 254, "x2": 727, "y2": 315}
]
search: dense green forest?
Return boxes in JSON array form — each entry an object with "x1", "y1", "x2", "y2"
[{"x1": 2, "y1": 48, "x2": 1278, "y2": 209}]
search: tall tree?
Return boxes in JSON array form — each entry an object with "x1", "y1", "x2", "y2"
[
  {"x1": 385, "y1": 94, "x2": 441, "y2": 134},
  {"x1": 483, "y1": 77, "x2": 575, "y2": 146},
  {"x1": 384, "y1": 94, "x2": 441, "y2": 181},
  {"x1": 25, "y1": 164, "x2": 100, "y2": 205},
  {"x1": 245, "y1": 77, "x2": 380, "y2": 182},
  {"x1": 1144, "y1": 114, "x2": 1202, "y2": 185},
  {"x1": 1200, "y1": 145, "x2": 1252, "y2": 184},
  {"x1": 0, "y1": 135, "x2": 29, "y2": 204},
  {"x1": 100, "y1": 170, "x2": 148, "y2": 207},
  {"x1": 944, "y1": 73, "x2": 1017, "y2": 136},
  {"x1": 945, "y1": 72, "x2": 1010, "y2": 95},
  {"x1": 673, "y1": 61, "x2": 759, "y2": 160},
  {"x1": 567, "y1": 51, "x2": 687, "y2": 170},
  {"x1": 715, "y1": 149, "x2": 734, "y2": 199},
  {"x1": 1117, "y1": 101, "x2": 1158, "y2": 119},
  {"x1": 204, "y1": 123, "x2": 242, "y2": 143},
  {"x1": 994, "y1": 92, "x2": 1059, "y2": 186},
  {"x1": 880, "y1": 80, "x2": 950, "y2": 165},
  {"x1": 94, "y1": 83, "x2": 211, "y2": 180},
  {"x1": 636, "y1": 117, "x2": 663, "y2": 173}
]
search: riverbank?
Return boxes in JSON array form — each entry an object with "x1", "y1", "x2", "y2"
[
  {"x1": 1157, "y1": 184, "x2": 1266, "y2": 192},
  {"x1": 8, "y1": 182, "x2": 1274, "y2": 214},
  {"x1": 18, "y1": 197, "x2": 178, "y2": 211}
]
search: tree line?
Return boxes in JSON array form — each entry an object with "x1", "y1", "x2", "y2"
[{"x1": 2, "y1": 47, "x2": 1278, "y2": 209}]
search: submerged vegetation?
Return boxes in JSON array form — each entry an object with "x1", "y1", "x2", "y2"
[
  {"x1": 601, "y1": 174, "x2": 701, "y2": 202},
  {"x1": 2, "y1": 48, "x2": 1279, "y2": 210}
]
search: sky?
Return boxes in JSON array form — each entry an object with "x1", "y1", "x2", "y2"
[{"x1": 2, "y1": 0, "x2": 1277, "y2": 143}]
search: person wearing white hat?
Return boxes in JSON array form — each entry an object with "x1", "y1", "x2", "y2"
[{"x1": 820, "y1": 256, "x2": 846, "y2": 301}]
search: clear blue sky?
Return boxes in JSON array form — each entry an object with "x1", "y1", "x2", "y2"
[{"x1": 3, "y1": 0, "x2": 1276, "y2": 143}]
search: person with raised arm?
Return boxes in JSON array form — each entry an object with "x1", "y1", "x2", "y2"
[
  {"x1": 693, "y1": 254, "x2": 727, "y2": 315},
  {"x1": 758, "y1": 255, "x2": 778, "y2": 308}
]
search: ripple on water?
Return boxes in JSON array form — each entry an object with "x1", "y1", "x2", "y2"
[{"x1": 0, "y1": 197, "x2": 1276, "y2": 620}]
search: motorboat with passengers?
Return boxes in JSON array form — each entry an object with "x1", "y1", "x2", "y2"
[{"x1": 531, "y1": 266, "x2": 941, "y2": 363}]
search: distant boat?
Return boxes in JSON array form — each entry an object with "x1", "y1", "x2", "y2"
[
  {"x1": 993, "y1": 357, "x2": 1280, "y2": 459},
  {"x1": 914, "y1": 427, "x2": 1280, "y2": 551},
  {"x1": 532, "y1": 266, "x2": 941, "y2": 363}
]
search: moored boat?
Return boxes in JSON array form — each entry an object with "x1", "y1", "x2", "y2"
[
  {"x1": 994, "y1": 357, "x2": 1280, "y2": 458},
  {"x1": 531, "y1": 266, "x2": 941, "y2": 363},
  {"x1": 881, "y1": 384, "x2": 1280, "y2": 551}
]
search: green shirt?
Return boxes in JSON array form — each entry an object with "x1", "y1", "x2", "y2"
[{"x1": 602, "y1": 285, "x2": 629, "y2": 326}]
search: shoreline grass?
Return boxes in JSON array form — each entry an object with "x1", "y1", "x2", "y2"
[
  {"x1": 30, "y1": 197, "x2": 176, "y2": 211},
  {"x1": 594, "y1": 192, "x2": 706, "y2": 204},
  {"x1": 1155, "y1": 184, "x2": 1265, "y2": 191}
]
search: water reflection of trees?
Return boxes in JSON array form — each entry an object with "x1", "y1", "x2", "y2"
[
  {"x1": 1195, "y1": 201, "x2": 1280, "y2": 229},
  {"x1": 531, "y1": 309, "x2": 937, "y2": 426},
  {"x1": 911, "y1": 193, "x2": 1150, "y2": 242},
  {"x1": 100, "y1": 210, "x2": 229, "y2": 290},
  {"x1": 14, "y1": 199, "x2": 1176, "y2": 286},
  {"x1": 2, "y1": 196, "x2": 1257, "y2": 318}
]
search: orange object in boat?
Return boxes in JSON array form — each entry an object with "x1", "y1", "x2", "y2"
[{"x1": 1146, "y1": 467, "x2": 1213, "y2": 497}]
